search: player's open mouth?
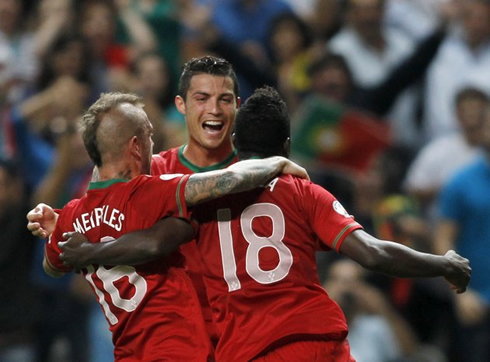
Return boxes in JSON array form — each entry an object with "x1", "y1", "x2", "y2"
[{"x1": 203, "y1": 121, "x2": 224, "y2": 133}]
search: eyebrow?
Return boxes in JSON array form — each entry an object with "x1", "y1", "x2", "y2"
[{"x1": 191, "y1": 91, "x2": 235, "y2": 98}]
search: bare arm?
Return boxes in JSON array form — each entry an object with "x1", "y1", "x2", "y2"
[
  {"x1": 184, "y1": 156, "x2": 308, "y2": 206},
  {"x1": 116, "y1": 0, "x2": 157, "y2": 55},
  {"x1": 58, "y1": 217, "x2": 195, "y2": 268},
  {"x1": 340, "y1": 229, "x2": 471, "y2": 293}
]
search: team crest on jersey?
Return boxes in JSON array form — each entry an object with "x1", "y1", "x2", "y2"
[
  {"x1": 159, "y1": 173, "x2": 184, "y2": 181},
  {"x1": 333, "y1": 200, "x2": 350, "y2": 218}
]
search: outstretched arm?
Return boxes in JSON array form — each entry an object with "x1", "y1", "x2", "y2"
[
  {"x1": 58, "y1": 217, "x2": 195, "y2": 269},
  {"x1": 184, "y1": 156, "x2": 308, "y2": 206},
  {"x1": 340, "y1": 229, "x2": 471, "y2": 294}
]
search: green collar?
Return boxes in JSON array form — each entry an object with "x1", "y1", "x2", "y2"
[
  {"x1": 88, "y1": 178, "x2": 128, "y2": 190},
  {"x1": 178, "y1": 145, "x2": 237, "y2": 173}
]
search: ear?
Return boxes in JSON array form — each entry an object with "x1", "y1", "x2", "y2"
[
  {"x1": 231, "y1": 133, "x2": 237, "y2": 148},
  {"x1": 129, "y1": 136, "x2": 142, "y2": 160},
  {"x1": 175, "y1": 95, "x2": 186, "y2": 115},
  {"x1": 283, "y1": 137, "x2": 291, "y2": 158}
]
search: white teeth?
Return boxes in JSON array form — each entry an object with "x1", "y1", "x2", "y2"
[{"x1": 203, "y1": 121, "x2": 222, "y2": 126}]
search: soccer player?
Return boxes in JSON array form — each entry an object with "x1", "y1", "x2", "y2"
[
  {"x1": 150, "y1": 55, "x2": 241, "y2": 343},
  {"x1": 53, "y1": 87, "x2": 471, "y2": 362},
  {"x1": 40, "y1": 92, "x2": 307, "y2": 361}
]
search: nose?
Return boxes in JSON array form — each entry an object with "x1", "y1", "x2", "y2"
[{"x1": 207, "y1": 99, "x2": 222, "y2": 115}]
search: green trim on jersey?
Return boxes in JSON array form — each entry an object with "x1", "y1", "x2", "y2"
[
  {"x1": 178, "y1": 145, "x2": 237, "y2": 173},
  {"x1": 176, "y1": 176, "x2": 187, "y2": 217},
  {"x1": 332, "y1": 223, "x2": 358, "y2": 250},
  {"x1": 88, "y1": 179, "x2": 127, "y2": 190}
]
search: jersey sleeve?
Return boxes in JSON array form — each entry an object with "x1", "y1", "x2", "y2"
[
  {"x1": 131, "y1": 174, "x2": 191, "y2": 222},
  {"x1": 302, "y1": 181, "x2": 363, "y2": 252}
]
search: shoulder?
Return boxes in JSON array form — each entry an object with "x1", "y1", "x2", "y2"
[
  {"x1": 273, "y1": 175, "x2": 332, "y2": 201},
  {"x1": 131, "y1": 174, "x2": 186, "y2": 188},
  {"x1": 153, "y1": 147, "x2": 179, "y2": 162},
  {"x1": 415, "y1": 135, "x2": 460, "y2": 161},
  {"x1": 444, "y1": 158, "x2": 482, "y2": 190},
  {"x1": 60, "y1": 197, "x2": 85, "y2": 215},
  {"x1": 151, "y1": 147, "x2": 181, "y2": 175}
]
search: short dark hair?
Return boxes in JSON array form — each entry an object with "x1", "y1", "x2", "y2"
[
  {"x1": 454, "y1": 86, "x2": 489, "y2": 107},
  {"x1": 80, "y1": 92, "x2": 143, "y2": 167},
  {"x1": 234, "y1": 86, "x2": 290, "y2": 158},
  {"x1": 177, "y1": 56, "x2": 240, "y2": 100}
]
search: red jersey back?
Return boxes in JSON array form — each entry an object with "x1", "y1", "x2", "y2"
[
  {"x1": 45, "y1": 175, "x2": 213, "y2": 361},
  {"x1": 192, "y1": 174, "x2": 363, "y2": 362},
  {"x1": 151, "y1": 146, "x2": 238, "y2": 344}
]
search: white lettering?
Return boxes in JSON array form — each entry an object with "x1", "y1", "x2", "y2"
[
  {"x1": 266, "y1": 178, "x2": 279, "y2": 192},
  {"x1": 115, "y1": 213, "x2": 125, "y2": 231},
  {"x1": 72, "y1": 206, "x2": 125, "y2": 234},
  {"x1": 94, "y1": 207, "x2": 104, "y2": 227},
  {"x1": 82, "y1": 212, "x2": 92, "y2": 232},
  {"x1": 108, "y1": 208, "x2": 119, "y2": 229},
  {"x1": 73, "y1": 219, "x2": 84, "y2": 233}
]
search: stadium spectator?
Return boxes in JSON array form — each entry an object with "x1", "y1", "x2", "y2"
[
  {"x1": 130, "y1": 51, "x2": 177, "y2": 152},
  {"x1": 324, "y1": 259, "x2": 417, "y2": 362},
  {"x1": 434, "y1": 102, "x2": 490, "y2": 362},
  {"x1": 404, "y1": 86, "x2": 488, "y2": 219},
  {"x1": 423, "y1": 0, "x2": 490, "y2": 142},
  {"x1": 328, "y1": 0, "x2": 420, "y2": 147}
]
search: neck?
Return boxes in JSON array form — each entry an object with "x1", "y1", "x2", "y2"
[
  {"x1": 183, "y1": 142, "x2": 234, "y2": 167},
  {"x1": 96, "y1": 161, "x2": 138, "y2": 182}
]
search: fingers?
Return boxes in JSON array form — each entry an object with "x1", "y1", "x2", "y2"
[
  {"x1": 26, "y1": 221, "x2": 40, "y2": 232},
  {"x1": 62, "y1": 232, "x2": 76, "y2": 239},
  {"x1": 26, "y1": 211, "x2": 42, "y2": 222},
  {"x1": 27, "y1": 222, "x2": 48, "y2": 238}
]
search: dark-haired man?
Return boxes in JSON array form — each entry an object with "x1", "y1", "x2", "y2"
[
  {"x1": 56, "y1": 87, "x2": 471, "y2": 361},
  {"x1": 190, "y1": 86, "x2": 470, "y2": 361}
]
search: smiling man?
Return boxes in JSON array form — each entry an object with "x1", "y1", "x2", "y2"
[{"x1": 146, "y1": 56, "x2": 241, "y2": 347}]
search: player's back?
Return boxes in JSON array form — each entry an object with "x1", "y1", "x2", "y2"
[
  {"x1": 47, "y1": 176, "x2": 213, "y2": 361},
  {"x1": 193, "y1": 174, "x2": 362, "y2": 362}
]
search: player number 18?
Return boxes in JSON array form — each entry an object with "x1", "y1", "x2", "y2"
[{"x1": 217, "y1": 203, "x2": 293, "y2": 292}]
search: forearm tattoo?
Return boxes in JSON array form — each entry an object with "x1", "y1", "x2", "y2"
[{"x1": 184, "y1": 162, "x2": 280, "y2": 206}]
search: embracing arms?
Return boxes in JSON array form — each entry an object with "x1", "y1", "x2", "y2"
[
  {"x1": 28, "y1": 156, "x2": 308, "y2": 270},
  {"x1": 183, "y1": 156, "x2": 307, "y2": 206},
  {"x1": 58, "y1": 217, "x2": 195, "y2": 269}
]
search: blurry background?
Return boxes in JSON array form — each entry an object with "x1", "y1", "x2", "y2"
[{"x1": 1, "y1": 1, "x2": 490, "y2": 361}]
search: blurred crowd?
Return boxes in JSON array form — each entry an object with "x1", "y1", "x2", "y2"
[{"x1": 1, "y1": 0, "x2": 490, "y2": 361}]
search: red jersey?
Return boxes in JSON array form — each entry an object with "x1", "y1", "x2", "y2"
[
  {"x1": 45, "y1": 175, "x2": 213, "y2": 361},
  {"x1": 151, "y1": 146, "x2": 238, "y2": 344},
  {"x1": 191, "y1": 174, "x2": 363, "y2": 362}
]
